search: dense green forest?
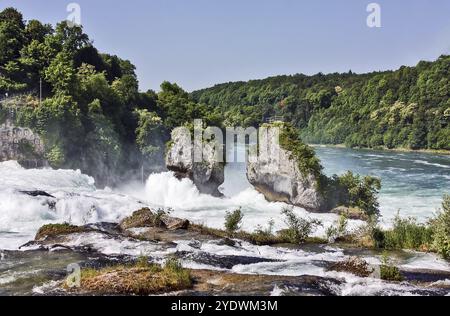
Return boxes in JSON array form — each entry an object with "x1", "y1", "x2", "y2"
[
  {"x1": 0, "y1": 8, "x2": 219, "y2": 185},
  {"x1": 1, "y1": 8, "x2": 449, "y2": 186},
  {"x1": 192, "y1": 57, "x2": 450, "y2": 151}
]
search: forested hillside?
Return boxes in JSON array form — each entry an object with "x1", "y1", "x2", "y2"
[
  {"x1": 1, "y1": 7, "x2": 449, "y2": 186},
  {"x1": 192, "y1": 57, "x2": 450, "y2": 151},
  {"x1": 0, "y1": 8, "x2": 217, "y2": 185}
]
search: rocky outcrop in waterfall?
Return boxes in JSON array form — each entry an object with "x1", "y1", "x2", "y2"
[
  {"x1": 165, "y1": 127, "x2": 225, "y2": 197},
  {"x1": 246, "y1": 123, "x2": 328, "y2": 212}
]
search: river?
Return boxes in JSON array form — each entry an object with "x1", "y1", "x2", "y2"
[
  {"x1": 0, "y1": 147, "x2": 449, "y2": 295},
  {"x1": 0, "y1": 147, "x2": 449, "y2": 250}
]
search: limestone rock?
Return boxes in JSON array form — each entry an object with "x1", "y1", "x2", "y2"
[
  {"x1": 165, "y1": 127, "x2": 224, "y2": 197},
  {"x1": 246, "y1": 124, "x2": 326, "y2": 212},
  {"x1": 161, "y1": 215, "x2": 190, "y2": 230},
  {"x1": 119, "y1": 207, "x2": 190, "y2": 231},
  {"x1": 119, "y1": 208, "x2": 155, "y2": 230}
]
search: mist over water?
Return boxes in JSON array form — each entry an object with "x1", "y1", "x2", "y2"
[
  {"x1": 0, "y1": 147, "x2": 448, "y2": 251},
  {"x1": 1, "y1": 148, "x2": 449, "y2": 296}
]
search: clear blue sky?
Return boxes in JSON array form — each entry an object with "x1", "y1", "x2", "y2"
[{"x1": 2, "y1": 0, "x2": 450, "y2": 92}]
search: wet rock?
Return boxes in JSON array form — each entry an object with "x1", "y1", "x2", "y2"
[
  {"x1": 35, "y1": 223, "x2": 87, "y2": 241},
  {"x1": 85, "y1": 222, "x2": 122, "y2": 235},
  {"x1": 67, "y1": 264, "x2": 192, "y2": 295},
  {"x1": 19, "y1": 190, "x2": 55, "y2": 198},
  {"x1": 189, "y1": 270, "x2": 342, "y2": 296},
  {"x1": 161, "y1": 215, "x2": 190, "y2": 230},
  {"x1": 166, "y1": 127, "x2": 224, "y2": 197},
  {"x1": 401, "y1": 269, "x2": 450, "y2": 284},
  {"x1": 328, "y1": 256, "x2": 374, "y2": 277},
  {"x1": 175, "y1": 250, "x2": 279, "y2": 269},
  {"x1": 119, "y1": 208, "x2": 190, "y2": 231},
  {"x1": 216, "y1": 238, "x2": 238, "y2": 247},
  {"x1": 119, "y1": 208, "x2": 155, "y2": 230}
]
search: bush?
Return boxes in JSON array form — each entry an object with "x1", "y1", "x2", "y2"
[
  {"x1": 383, "y1": 214, "x2": 433, "y2": 251},
  {"x1": 250, "y1": 219, "x2": 278, "y2": 244},
  {"x1": 326, "y1": 215, "x2": 348, "y2": 242},
  {"x1": 334, "y1": 171, "x2": 382, "y2": 217},
  {"x1": 224, "y1": 208, "x2": 244, "y2": 233},
  {"x1": 279, "y1": 207, "x2": 322, "y2": 244},
  {"x1": 46, "y1": 145, "x2": 65, "y2": 168},
  {"x1": 136, "y1": 255, "x2": 151, "y2": 268},
  {"x1": 379, "y1": 252, "x2": 403, "y2": 282},
  {"x1": 431, "y1": 195, "x2": 450, "y2": 259}
]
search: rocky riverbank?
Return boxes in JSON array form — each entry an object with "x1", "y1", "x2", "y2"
[{"x1": 2, "y1": 207, "x2": 449, "y2": 296}]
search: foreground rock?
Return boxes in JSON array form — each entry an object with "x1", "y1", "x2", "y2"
[
  {"x1": 69, "y1": 262, "x2": 192, "y2": 295},
  {"x1": 119, "y1": 208, "x2": 189, "y2": 231},
  {"x1": 328, "y1": 256, "x2": 374, "y2": 277},
  {"x1": 15, "y1": 210, "x2": 450, "y2": 296},
  {"x1": 247, "y1": 123, "x2": 327, "y2": 212},
  {"x1": 35, "y1": 223, "x2": 88, "y2": 241},
  {"x1": 166, "y1": 127, "x2": 224, "y2": 197},
  {"x1": 331, "y1": 206, "x2": 368, "y2": 221},
  {"x1": 189, "y1": 270, "x2": 342, "y2": 296}
]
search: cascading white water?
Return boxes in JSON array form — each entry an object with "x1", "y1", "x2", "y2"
[
  {"x1": 142, "y1": 170, "x2": 351, "y2": 235},
  {"x1": 0, "y1": 161, "x2": 143, "y2": 249},
  {"x1": 1, "y1": 152, "x2": 450, "y2": 295}
]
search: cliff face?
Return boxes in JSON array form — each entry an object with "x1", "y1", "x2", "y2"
[
  {"x1": 246, "y1": 124, "x2": 326, "y2": 212},
  {"x1": 165, "y1": 127, "x2": 224, "y2": 197},
  {"x1": 0, "y1": 119, "x2": 46, "y2": 168}
]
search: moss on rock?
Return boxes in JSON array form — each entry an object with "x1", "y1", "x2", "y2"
[
  {"x1": 119, "y1": 208, "x2": 156, "y2": 230},
  {"x1": 35, "y1": 223, "x2": 85, "y2": 240},
  {"x1": 328, "y1": 257, "x2": 373, "y2": 277},
  {"x1": 72, "y1": 259, "x2": 192, "y2": 295}
]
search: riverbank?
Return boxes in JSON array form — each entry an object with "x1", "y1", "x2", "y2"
[
  {"x1": 309, "y1": 144, "x2": 450, "y2": 156},
  {"x1": 2, "y1": 206, "x2": 449, "y2": 296}
]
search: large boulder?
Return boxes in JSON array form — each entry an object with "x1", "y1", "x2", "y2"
[
  {"x1": 166, "y1": 127, "x2": 224, "y2": 197},
  {"x1": 246, "y1": 123, "x2": 327, "y2": 212}
]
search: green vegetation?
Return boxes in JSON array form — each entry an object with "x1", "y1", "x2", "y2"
[
  {"x1": 17, "y1": 139, "x2": 41, "y2": 160},
  {"x1": 76, "y1": 258, "x2": 192, "y2": 295},
  {"x1": 326, "y1": 215, "x2": 349, "y2": 242},
  {"x1": 328, "y1": 256, "x2": 374, "y2": 278},
  {"x1": 270, "y1": 122, "x2": 382, "y2": 217},
  {"x1": 191, "y1": 209, "x2": 327, "y2": 246},
  {"x1": 327, "y1": 171, "x2": 382, "y2": 217},
  {"x1": 276, "y1": 122, "x2": 323, "y2": 179},
  {"x1": 379, "y1": 253, "x2": 403, "y2": 282},
  {"x1": 192, "y1": 58, "x2": 450, "y2": 151},
  {"x1": 35, "y1": 223, "x2": 85, "y2": 240},
  {"x1": 430, "y1": 194, "x2": 450, "y2": 258},
  {"x1": 279, "y1": 207, "x2": 322, "y2": 244},
  {"x1": 351, "y1": 195, "x2": 450, "y2": 259},
  {"x1": 0, "y1": 106, "x2": 6, "y2": 124},
  {"x1": 383, "y1": 214, "x2": 433, "y2": 251},
  {"x1": 224, "y1": 207, "x2": 244, "y2": 233},
  {"x1": 0, "y1": 8, "x2": 220, "y2": 185}
]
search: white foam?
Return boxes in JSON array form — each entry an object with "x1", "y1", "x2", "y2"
[
  {"x1": 142, "y1": 171, "x2": 362, "y2": 237},
  {"x1": 0, "y1": 161, "x2": 144, "y2": 249}
]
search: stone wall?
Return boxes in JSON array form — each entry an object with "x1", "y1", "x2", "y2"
[{"x1": 0, "y1": 119, "x2": 46, "y2": 167}]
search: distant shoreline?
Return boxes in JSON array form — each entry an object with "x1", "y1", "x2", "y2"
[{"x1": 309, "y1": 144, "x2": 450, "y2": 156}]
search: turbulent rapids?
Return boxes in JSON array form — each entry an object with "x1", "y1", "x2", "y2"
[{"x1": 0, "y1": 146, "x2": 449, "y2": 296}]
